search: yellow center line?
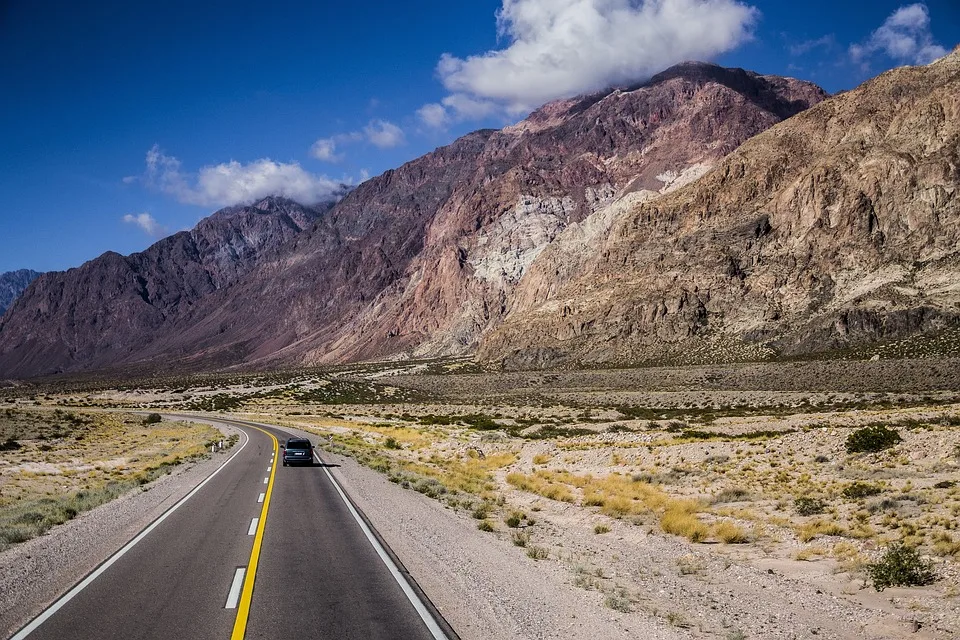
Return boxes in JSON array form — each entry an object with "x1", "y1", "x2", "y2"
[{"x1": 231, "y1": 427, "x2": 279, "y2": 640}]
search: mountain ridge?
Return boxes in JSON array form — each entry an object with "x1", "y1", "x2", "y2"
[{"x1": 0, "y1": 61, "x2": 830, "y2": 377}]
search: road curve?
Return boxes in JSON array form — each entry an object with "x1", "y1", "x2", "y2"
[{"x1": 10, "y1": 417, "x2": 453, "y2": 640}]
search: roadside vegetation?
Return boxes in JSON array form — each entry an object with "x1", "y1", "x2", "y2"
[{"x1": 0, "y1": 408, "x2": 226, "y2": 549}]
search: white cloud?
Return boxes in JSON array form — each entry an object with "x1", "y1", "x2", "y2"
[
  {"x1": 363, "y1": 120, "x2": 406, "y2": 148},
  {"x1": 143, "y1": 144, "x2": 346, "y2": 207},
  {"x1": 417, "y1": 103, "x2": 450, "y2": 129},
  {"x1": 310, "y1": 138, "x2": 341, "y2": 162},
  {"x1": 418, "y1": 94, "x2": 501, "y2": 129},
  {"x1": 850, "y1": 3, "x2": 947, "y2": 66},
  {"x1": 122, "y1": 212, "x2": 167, "y2": 238},
  {"x1": 428, "y1": 0, "x2": 758, "y2": 118}
]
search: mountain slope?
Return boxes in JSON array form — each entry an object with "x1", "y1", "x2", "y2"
[
  {"x1": 478, "y1": 49, "x2": 960, "y2": 368},
  {"x1": 0, "y1": 63, "x2": 826, "y2": 377},
  {"x1": 136, "y1": 62, "x2": 826, "y2": 373},
  {"x1": 0, "y1": 270, "x2": 41, "y2": 317},
  {"x1": 0, "y1": 198, "x2": 329, "y2": 375}
]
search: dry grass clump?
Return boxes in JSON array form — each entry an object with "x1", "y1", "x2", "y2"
[
  {"x1": 506, "y1": 472, "x2": 576, "y2": 503},
  {"x1": 714, "y1": 520, "x2": 750, "y2": 543},
  {"x1": 797, "y1": 519, "x2": 847, "y2": 542},
  {"x1": 660, "y1": 500, "x2": 709, "y2": 542}
]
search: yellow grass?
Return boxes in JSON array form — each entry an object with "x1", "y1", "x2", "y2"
[
  {"x1": 660, "y1": 500, "x2": 709, "y2": 542},
  {"x1": 797, "y1": 520, "x2": 846, "y2": 542},
  {"x1": 714, "y1": 520, "x2": 749, "y2": 544}
]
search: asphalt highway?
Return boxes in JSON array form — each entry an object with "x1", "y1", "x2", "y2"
[{"x1": 10, "y1": 418, "x2": 451, "y2": 640}]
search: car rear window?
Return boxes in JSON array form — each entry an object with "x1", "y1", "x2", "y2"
[{"x1": 286, "y1": 440, "x2": 311, "y2": 450}]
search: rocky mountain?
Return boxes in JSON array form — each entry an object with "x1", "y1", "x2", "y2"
[
  {"x1": 0, "y1": 198, "x2": 330, "y2": 375},
  {"x1": 0, "y1": 62, "x2": 828, "y2": 377},
  {"x1": 478, "y1": 48, "x2": 960, "y2": 368},
  {"x1": 0, "y1": 270, "x2": 41, "y2": 317}
]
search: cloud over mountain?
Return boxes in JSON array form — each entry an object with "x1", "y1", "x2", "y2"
[
  {"x1": 420, "y1": 0, "x2": 757, "y2": 124},
  {"x1": 850, "y1": 3, "x2": 947, "y2": 66},
  {"x1": 122, "y1": 212, "x2": 167, "y2": 238},
  {"x1": 142, "y1": 145, "x2": 346, "y2": 207}
]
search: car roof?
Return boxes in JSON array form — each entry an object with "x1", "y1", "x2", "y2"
[{"x1": 285, "y1": 437, "x2": 310, "y2": 444}]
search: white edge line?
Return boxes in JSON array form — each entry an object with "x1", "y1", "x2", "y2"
[
  {"x1": 318, "y1": 452, "x2": 448, "y2": 640},
  {"x1": 10, "y1": 428, "x2": 251, "y2": 640},
  {"x1": 247, "y1": 518, "x2": 259, "y2": 536},
  {"x1": 225, "y1": 567, "x2": 246, "y2": 609}
]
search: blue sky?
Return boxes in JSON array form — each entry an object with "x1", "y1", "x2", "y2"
[{"x1": 1, "y1": 0, "x2": 957, "y2": 273}]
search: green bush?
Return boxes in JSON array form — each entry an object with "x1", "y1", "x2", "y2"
[
  {"x1": 383, "y1": 437, "x2": 401, "y2": 450},
  {"x1": 866, "y1": 543, "x2": 937, "y2": 591},
  {"x1": 794, "y1": 496, "x2": 826, "y2": 515},
  {"x1": 845, "y1": 425, "x2": 902, "y2": 453}
]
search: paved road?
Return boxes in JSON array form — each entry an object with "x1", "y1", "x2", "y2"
[{"x1": 11, "y1": 418, "x2": 450, "y2": 640}]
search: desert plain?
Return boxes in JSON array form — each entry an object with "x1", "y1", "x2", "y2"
[{"x1": 1, "y1": 356, "x2": 959, "y2": 639}]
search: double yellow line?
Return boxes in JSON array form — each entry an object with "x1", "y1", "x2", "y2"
[{"x1": 231, "y1": 427, "x2": 278, "y2": 640}]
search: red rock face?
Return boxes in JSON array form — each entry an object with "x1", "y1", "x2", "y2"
[{"x1": 0, "y1": 63, "x2": 828, "y2": 377}]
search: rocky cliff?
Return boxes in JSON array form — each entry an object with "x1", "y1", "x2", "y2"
[
  {"x1": 478, "y1": 49, "x2": 960, "y2": 368},
  {"x1": 0, "y1": 270, "x2": 41, "y2": 317},
  {"x1": 0, "y1": 62, "x2": 828, "y2": 377}
]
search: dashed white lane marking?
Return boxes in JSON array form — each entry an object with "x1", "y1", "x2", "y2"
[
  {"x1": 258, "y1": 493, "x2": 265, "y2": 503},
  {"x1": 247, "y1": 518, "x2": 259, "y2": 536},
  {"x1": 267, "y1": 466, "x2": 271, "y2": 471},
  {"x1": 225, "y1": 568, "x2": 246, "y2": 609},
  {"x1": 263, "y1": 477, "x2": 268, "y2": 484}
]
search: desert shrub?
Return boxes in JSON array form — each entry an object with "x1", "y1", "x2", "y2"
[
  {"x1": 477, "y1": 520, "x2": 494, "y2": 532},
  {"x1": 713, "y1": 487, "x2": 752, "y2": 503},
  {"x1": 471, "y1": 503, "x2": 491, "y2": 520},
  {"x1": 798, "y1": 520, "x2": 846, "y2": 542},
  {"x1": 660, "y1": 503, "x2": 709, "y2": 542},
  {"x1": 933, "y1": 480, "x2": 956, "y2": 489},
  {"x1": 526, "y1": 545, "x2": 549, "y2": 560},
  {"x1": 504, "y1": 512, "x2": 523, "y2": 528},
  {"x1": 594, "y1": 524, "x2": 610, "y2": 534},
  {"x1": 795, "y1": 496, "x2": 826, "y2": 515},
  {"x1": 383, "y1": 437, "x2": 401, "y2": 450},
  {"x1": 0, "y1": 438, "x2": 23, "y2": 451},
  {"x1": 866, "y1": 543, "x2": 937, "y2": 591},
  {"x1": 143, "y1": 413, "x2": 163, "y2": 425},
  {"x1": 714, "y1": 521, "x2": 749, "y2": 543},
  {"x1": 843, "y1": 482, "x2": 883, "y2": 499},
  {"x1": 510, "y1": 531, "x2": 530, "y2": 547},
  {"x1": 604, "y1": 589, "x2": 632, "y2": 612},
  {"x1": 845, "y1": 425, "x2": 901, "y2": 453}
]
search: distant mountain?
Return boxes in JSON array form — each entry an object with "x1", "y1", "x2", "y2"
[
  {"x1": 0, "y1": 62, "x2": 828, "y2": 377},
  {"x1": 479, "y1": 48, "x2": 960, "y2": 367},
  {"x1": 0, "y1": 269, "x2": 41, "y2": 317},
  {"x1": 0, "y1": 197, "x2": 331, "y2": 375}
]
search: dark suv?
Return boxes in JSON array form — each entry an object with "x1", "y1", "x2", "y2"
[{"x1": 281, "y1": 437, "x2": 314, "y2": 466}]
